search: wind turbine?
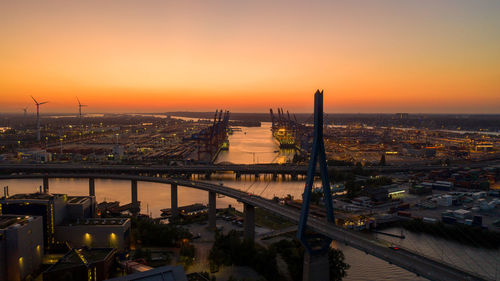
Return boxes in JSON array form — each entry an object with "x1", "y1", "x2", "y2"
[
  {"x1": 22, "y1": 107, "x2": 28, "y2": 118},
  {"x1": 76, "y1": 96, "x2": 87, "y2": 118},
  {"x1": 31, "y1": 96, "x2": 48, "y2": 142}
]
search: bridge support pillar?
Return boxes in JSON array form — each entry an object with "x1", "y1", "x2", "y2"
[
  {"x1": 131, "y1": 180, "x2": 139, "y2": 216},
  {"x1": 89, "y1": 178, "x2": 95, "y2": 196},
  {"x1": 272, "y1": 173, "x2": 278, "y2": 181},
  {"x1": 303, "y1": 251, "x2": 330, "y2": 281},
  {"x1": 244, "y1": 203, "x2": 255, "y2": 241},
  {"x1": 88, "y1": 178, "x2": 96, "y2": 217},
  {"x1": 235, "y1": 172, "x2": 241, "y2": 180},
  {"x1": 208, "y1": 191, "x2": 216, "y2": 230},
  {"x1": 205, "y1": 173, "x2": 212, "y2": 180},
  {"x1": 171, "y1": 184, "x2": 178, "y2": 218},
  {"x1": 43, "y1": 177, "x2": 49, "y2": 193}
]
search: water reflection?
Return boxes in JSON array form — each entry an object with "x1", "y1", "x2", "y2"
[
  {"x1": 215, "y1": 122, "x2": 295, "y2": 164},
  {"x1": 2, "y1": 121, "x2": 497, "y2": 281}
]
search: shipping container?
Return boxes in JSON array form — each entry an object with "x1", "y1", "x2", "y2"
[
  {"x1": 423, "y1": 217, "x2": 437, "y2": 224},
  {"x1": 397, "y1": 211, "x2": 411, "y2": 217},
  {"x1": 442, "y1": 216, "x2": 457, "y2": 224}
]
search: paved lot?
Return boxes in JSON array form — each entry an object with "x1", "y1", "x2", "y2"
[{"x1": 184, "y1": 219, "x2": 271, "y2": 281}]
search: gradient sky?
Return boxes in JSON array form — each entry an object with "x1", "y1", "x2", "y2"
[{"x1": 1, "y1": 0, "x2": 499, "y2": 114}]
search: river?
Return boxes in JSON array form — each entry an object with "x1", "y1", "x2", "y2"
[{"x1": 1, "y1": 121, "x2": 498, "y2": 280}]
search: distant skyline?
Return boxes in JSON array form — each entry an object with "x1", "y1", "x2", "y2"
[{"x1": 1, "y1": 0, "x2": 499, "y2": 114}]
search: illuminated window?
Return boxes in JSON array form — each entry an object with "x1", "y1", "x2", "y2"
[
  {"x1": 84, "y1": 233, "x2": 92, "y2": 247},
  {"x1": 109, "y1": 233, "x2": 117, "y2": 248}
]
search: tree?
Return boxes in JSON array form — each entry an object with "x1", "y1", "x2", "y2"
[
  {"x1": 208, "y1": 230, "x2": 279, "y2": 280},
  {"x1": 328, "y1": 248, "x2": 349, "y2": 281},
  {"x1": 345, "y1": 180, "x2": 361, "y2": 199},
  {"x1": 311, "y1": 189, "x2": 323, "y2": 205},
  {"x1": 271, "y1": 239, "x2": 350, "y2": 281},
  {"x1": 379, "y1": 154, "x2": 386, "y2": 166}
]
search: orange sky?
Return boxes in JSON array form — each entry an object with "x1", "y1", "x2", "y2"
[{"x1": 1, "y1": 1, "x2": 499, "y2": 114}]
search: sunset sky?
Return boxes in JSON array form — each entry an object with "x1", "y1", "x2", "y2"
[{"x1": 1, "y1": 0, "x2": 499, "y2": 114}]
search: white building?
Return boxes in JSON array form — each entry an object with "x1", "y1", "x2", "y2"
[
  {"x1": 453, "y1": 209, "x2": 471, "y2": 219},
  {"x1": 437, "y1": 195, "x2": 453, "y2": 207},
  {"x1": 0, "y1": 215, "x2": 44, "y2": 281}
]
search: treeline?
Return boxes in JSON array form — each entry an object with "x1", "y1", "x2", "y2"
[
  {"x1": 209, "y1": 230, "x2": 279, "y2": 280},
  {"x1": 132, "y1": 218, "x2": 192, "y2": 247},
  {"x1": 272, "y1": 239, "x2": 349, "y2": 281},
  {"x1": 208, "y1": 230, "x2": 349, "y2": 281}
]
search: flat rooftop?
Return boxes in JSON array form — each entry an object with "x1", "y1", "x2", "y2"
[
  {"x1": 179, "y1": 203, "x2": 207, "y2": 212},
  {"x1": 0, "y1": 215, "x2": 34, "y2": 229},
  {"x1": 5, "y1": 192, "x2": 66, "y2": 201},
  {"x1": 68, "y1": 218, "x2": 129, "y2": 226},
  {"x1": 67, "y1": 196, "x2": 91, "y2": 204}
]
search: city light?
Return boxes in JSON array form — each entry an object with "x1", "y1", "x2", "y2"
[
  {"x1": 0, "y1": 2, "x2": 498, "y2": 281},
  {"x1": 84, "y1": 233, "x2": 92, "y2": 246}
]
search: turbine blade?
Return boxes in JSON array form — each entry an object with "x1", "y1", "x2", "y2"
[
  {"x1": 76, "y1": 96, "x2": 81, "y2": 105},
  {"x1": 31, "y1": 95, "x2": 38, "y2": 104},
  {"x1": 39, "y1": 101, "x2": 48, "y2": 105}
]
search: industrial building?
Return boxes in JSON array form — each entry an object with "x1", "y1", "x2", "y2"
[
  {"x1": 0, "y1": 192, "x2": 96, "y2": 247},
  {"x1": 56, "y1": 218, "x2": 131, "y2": 251},
  {"x1": 43, "y1": 247, "x2": 116, "y2": 281},
  {"x1": 0, "y1": 215, "x2": 44, "y2": 281},
  {"x1": 0, "y1": 193, "x2": 68, "y2": 246}
]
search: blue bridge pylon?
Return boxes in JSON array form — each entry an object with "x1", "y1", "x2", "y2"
[{"x1": 297, "y1": 89, "x2": 335, "y2": 254}]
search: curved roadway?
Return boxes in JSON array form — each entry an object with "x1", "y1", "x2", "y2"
[{"x1": 0, "y1": 173, "x2": 488, "y2": 281}]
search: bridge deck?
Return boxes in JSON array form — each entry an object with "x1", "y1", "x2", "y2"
[
  {"x1": 0, "y1": 172, "x2": 489, "y2": 281},
  {"x1": 1, "y1": 162, "x2": 498, "y2": 176}
]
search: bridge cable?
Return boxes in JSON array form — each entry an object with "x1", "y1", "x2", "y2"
[
  {"x1": 416, "y1": 220, "x2": 493, "y2": 279},
  {"x1": 369, "y1": 216, "x2": 484, "y2": 278},
  {"x1": 394, "y1": 219, "x2": 479, "y2": 274},
  {"x1": 417, "y1": 219, "x2": 497, "y2": 277},
  {"x1": 442, "y1": 222, "x2": 500, "y2": 278},
  {"x1": 258, "y1": 180, "x2": 272, "y2": 198},
  {"x1": 243, "y1": 179, "x2": 258, "y2": 193}
]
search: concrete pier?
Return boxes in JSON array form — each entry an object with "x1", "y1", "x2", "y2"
[
  {"x1": 303, "y1": 251, "x2": 330, "y2": 281},
  {"x1": 208, "y1": 191, "x2": 216, "y2": 230},
  {"x1": 89, "y1": 178, "x2": 95, "y2": 196},
  {"x1": 43, "y1": 177, "x2": 49, "y2": 193},
  {"x1": 171, "y1": 183, "x2": 178, "y2": 218},
  {"x1": 131, "y1": 180, "x2": 138, "y2": 216},
  {"x1": 131, "y1": 180, "x2": 138, "y2": 204},
  {"x1": 244, "y1": 203, "x2": 255, "y2": 241}
]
